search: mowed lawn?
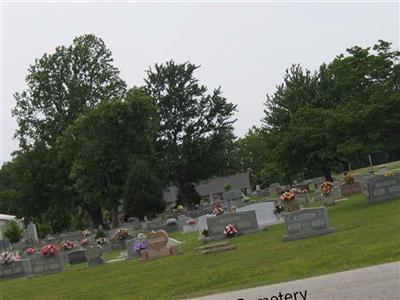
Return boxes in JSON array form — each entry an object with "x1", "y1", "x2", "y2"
[{"x1": 1, "y1": 195, "x2": 399, "y2": 300}]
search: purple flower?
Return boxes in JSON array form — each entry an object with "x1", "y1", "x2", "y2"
[{"x1": 134, "y1": 242, "x2": 146, "y2": 252}]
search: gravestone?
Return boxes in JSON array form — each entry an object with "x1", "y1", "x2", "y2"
[
  {"x1": 125, "y1": 237, "x2": 147, "y2": 260},
  {"x1": 0, "y1": 259, "x2": 32, "y2": 280},
  {"x1": 237, "y1": 202, "x2": 282, "y2": 228},
  {"x1": 269, "y1": 183, "x2": 281, "y2": 195},
  {"x1": 367, "y1": 174, "x2": 400, "y2": 204},
  {"x1": 310, "y1": 177, "x2": 324, "y2": 189},
  {"x1": 223, "y1": 189, "x2": 243, "y2": 202},
  {"x1": 140, "y1": 230, "x2": 178, "y2": 260},
  {"x1": 282, "y1": 208, "x2": 336, "y2": 242},
  {"x1": 67, "y1": 249, "x2": 87, "y2": 265},
  {"x1": 85, "y1": 245, "x2": 104, "y2": 267},
  {"x1": 29, "y1": 254, "x2": 64, "y2": 275},
  {"x1": 256, "y1": 189, "x2": 271, "y2": 197},
  {"x1": 295, "y1": 193, "x2": 309, "y2": 206},
  {"x1": 340, "y1": 182, "x2": 362, "y2": 197},
  {"x1": 206, "y1": 211, "x2": 259, "y2": 241},
  {"x1": 25, "y1": 222, "x2": 39, "y2": 244}
]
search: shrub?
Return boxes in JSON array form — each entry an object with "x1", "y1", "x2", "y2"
[{"x1": 4, "y1": 221, "x2": 23, "y2": 246}]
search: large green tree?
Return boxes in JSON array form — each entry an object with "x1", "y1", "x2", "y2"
[
  {"x1": 144, "y1": 60, "x2": 237, "y2": 207},
  {"x1": 62, "y1": 88, "x2": 162, "y2": 227}
]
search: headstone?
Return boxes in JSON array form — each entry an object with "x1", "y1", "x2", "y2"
[
  {"x1": 367, "y1": 174, "x2": 400, "y2": 204},
  {"x1": 376, "y1": 166, "x2": 389, "y2": 175},
  {"x1": 85, "y1": 245, "x2": 104, "y2": 267},
  {"x1": 25, "y1": 222, "x2": 39, "y2": 244},
  {"x1": 223, "y1": 189, "x2": 243, "y2": 202},
  {"x1": 295, "y1": 193, "x2": 309, "y2": 206},
  {"x1": 269, "y1": 183, "x2": 281, "y2": 195},
  {"x1": 29, "y1": 253, "x2": 64, "y2": 275},
  {"x1": 206, "y1": 211, "x2": 259, "y2": 241},
  {"x1": 340, "y1": 182, "x2": 362, "y2": 197},
  {"x1": 282, "y1": 208, "x2": 336, "y2": 242},
  {"x1": 125, "y1": 237, "x2": 147, "y2": 260},
  {"x1": 67, "y1": 249, "x2": 87, "y2": 265},
  {"x1": 237, "y1": 202, "x2": 283, "y2": 228},
  {"x1": 140, "y1": 230, "x2": 178, "y2": 260},
  {"x1": 310, "y1": 177, "x2": 324, "y2": 188},
  {"x1": 0, "y1": 259, "x2": 32, "y2": 280}
]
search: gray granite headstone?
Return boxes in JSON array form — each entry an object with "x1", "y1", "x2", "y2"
[
  {"x1": 85, "y1": 245, "x2": 104, "y2": 267},
  {"x1": 206, "y1": 211, "x2": 259, "y2": 241},
  {"x1": 0, "y1": 259, "x2": 32, "y2": 279},
  {"x1": 237, "y1": 202, "x2": 283, "y2": 228},
  {"x1": 125, "y1": 237, "x2": 147, "y2": 260},
  {"x1": 295, "y1": 193, "x2": 309, "y2": 205},
  {"x1": 223, "y1": 189, "x2": 243, "y2": 202},
  {"x1": 29, "y1": 254, "x2": 64, "y2": 275},
  {"x1": 282, "y1": 208, "x2": 336, "y2": 242},
  {"x1": 67, "y1": 249, "x2": 87, "y2": 265},
  {"x1": 367, "y1": 174, "x2": 400, "y2": 204}
]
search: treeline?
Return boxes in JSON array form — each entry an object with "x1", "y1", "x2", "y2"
[
  {"x1": 234, "y1": 40, "x2": 400, "y2": 187},
  {"x1": 0, "y1": 36, "x2": 399, "y2": 233}
]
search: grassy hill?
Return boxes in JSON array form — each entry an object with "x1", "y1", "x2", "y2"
[{"x1": 1, "y1": 194, "x2": 399, "y2": 300}]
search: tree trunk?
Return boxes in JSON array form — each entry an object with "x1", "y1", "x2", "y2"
[
  {"x1": 111, "y1": 206, "x2": 119, "y2": 229},
  {"x1": 322, "y1": 168, "x2": 333, "y2": 182},
  {"x1": 86, "y1": 205, "x2": 103, "y2": 228}
]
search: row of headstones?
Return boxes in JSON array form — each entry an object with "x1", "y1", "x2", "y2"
[{"x1": 0, "y1": 245, "x2": 104, "y2": 281}]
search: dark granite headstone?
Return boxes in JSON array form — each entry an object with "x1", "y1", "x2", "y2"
[
  {"x1": 340, "y1": 182, "x2": 362, "y2": 197},
  {"x1": 282, "y1": 208, "x2": 336, "y2": 242},
  {"x1": 67, "y1": 249, "x2": 87, "y2": 265},
  {"x1": 223, "y1": 189, "x2": 243, "y2": 202}
]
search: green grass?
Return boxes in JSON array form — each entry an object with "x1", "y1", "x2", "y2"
[
  {"x1": 335, "y1": 160, "x2": 400, "y2": 177},
  {"x1": 1, "y1": 195, "x2": 399, "y2": 300}
]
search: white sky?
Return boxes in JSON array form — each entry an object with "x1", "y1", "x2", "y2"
[{"x1": 1, "y1": 1, "x2": 399, "y2": 164}]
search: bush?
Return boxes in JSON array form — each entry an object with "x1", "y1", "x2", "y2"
[
  {"x1": 37, "y1": 223, "x2": 52, "y2": 238},
  {"x1": 95, "y1": 228, "x2": 106, "y2": 240},
  {"x1": 4, "y1": 221, "x2": 23, "y2": 246}
]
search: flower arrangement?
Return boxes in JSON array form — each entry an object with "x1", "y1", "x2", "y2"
[
  {"x1": 137, "y1": 233, "x2": 147, "y2": 238},
  {"x1": 25, "y1": 247, "x2": 35, "y2": 255},
  {"x1": 134, "y1": 242, "x2": 146, "y2": 254},
  {"x1": 81, "y1": 229, "x2": 92, "y2": 237},
  {"x1": 343, "y1": 173, "x2": 355, "y2": 184},
  {"x1": 60, "y1": 240, "x2": 75, "y2": 251},
  {"x1": 320, "y1": 181, "x2": 334, "y2": 196},
  {"x1": 112, "y1": 229, "x2": 129, "y2": 241},
  {"x1": 186, "y1": 219, "x2": 197, "y2": 225},
  {"x1": 95, "y1": 237, "x2": 108, "y2": 245},
  {"x1": 384, "y1": 171, "x2": 394, "y2": 176},
  {"x1": 280, "y1": 191, "x2": 295, "y2": 202},
  {"x1": 177, "y1": 205, "x2": 184, "y2": 211},
  {"x1": 201, "y1": 229, "x2": 209, "y2": 237},
  {"x1": 213, "y1": 204, "x2": 224, "y2": 216},
  {"x1": 40, "y1": 244, "x2": 59, "y2": 257},
  {"x1": 223, "y1": 224, "x2": 238, "y2": 238},
  {"x1": 80, "y1": 239, "x2": 89, "y2": 246},
  {"x1": 0, "y1": 252, "x2": 15, "y2": 266}
]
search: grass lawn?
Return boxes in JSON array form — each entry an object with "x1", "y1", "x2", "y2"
[{"x1": 1, "y1": 195, "x2": 399, "y2": 300}]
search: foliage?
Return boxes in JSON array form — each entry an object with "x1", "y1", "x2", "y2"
[
  {"x1": 123, "y1": 159, "x2": 166, "y2": 221},
  {"x1": 94, "y1": 228, "x2": 106, "y2": 240},
  {"x1": 223, "y1": 184, "x2": 232, "y2": 192},
  {"x1": 145, "y1": 60, "x2": 237, "y2": 207},
  {"x1": 37, "y1": 223, "x2": 52, "y2": 238},
  {"x1": 4, "y1": 221, "x2": 23, "y2": 245}
]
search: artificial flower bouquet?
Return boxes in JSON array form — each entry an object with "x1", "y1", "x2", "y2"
[
  {"x1": 41, "y1": 244, "x2": 59, "y2": 257},
  {"x1": 112, "y1": 229, "x2": 129, "y2": 241},
  {"x1": 223, "y1": 224, "x2": 238, "y2": 238},
  {"x1": 320, "y1": 181, "x2": 334, "y2": 196}
]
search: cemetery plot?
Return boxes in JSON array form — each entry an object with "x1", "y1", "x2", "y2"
[
  {"x1": 206, "y1": 211, "x2": 259, "y2": 241},
  {"x1": 367, "y1": 174, "x2": 400, "y2": 204},
  {"x1": 282, "y1": 207, "x2": 336, "y2": 242}
]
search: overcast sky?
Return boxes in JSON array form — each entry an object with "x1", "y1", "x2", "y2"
[{"x1": 1, "y1": 1, "x2": 399, "y2": 164}]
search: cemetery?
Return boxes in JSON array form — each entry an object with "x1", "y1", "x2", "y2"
[{"x1": 0, "y1": 13, "x2": 399, "y2": 298}]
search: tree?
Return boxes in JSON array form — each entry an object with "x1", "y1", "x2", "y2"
[
  {"x1": 4, "y1": 221, "x2": 23, "y2": 248},
  {"x1": 261, "y1": 40, "x2": 400, "y2": 183},
  {"x1": 144, "y1": 60, "x2": 237, "y2": 207},
  {"x1": 123, "y1": 160, "x2": 166, "y2": 221},
  {"x1": 62, "y1": 88, "x2": 160, "y2": 227},
  {"x1": 13, "y1": 34, "x2": 126, "y2": 150}
]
